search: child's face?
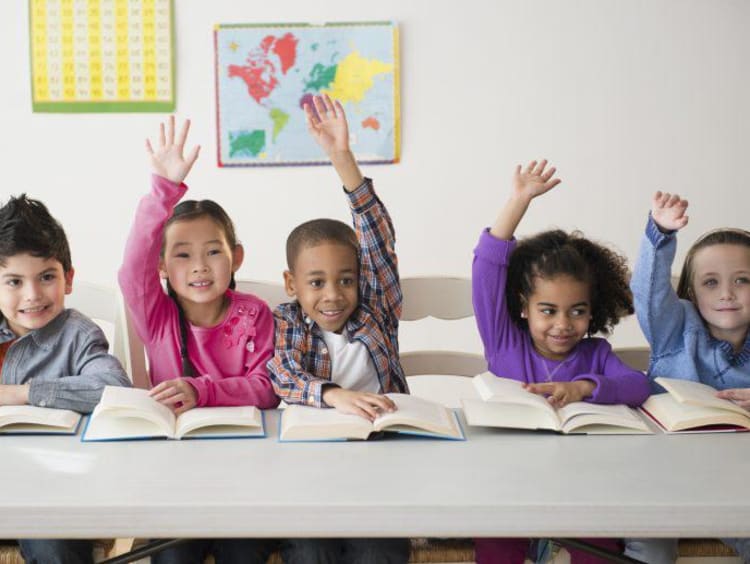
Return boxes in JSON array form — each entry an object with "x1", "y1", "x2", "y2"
[
  {"x1": 691, "y1": 243, "x2": 750, "y2": 343},
  {"x1": 0, "y1": 253, "x2": 73, "y2": 337},
  {"x1": 522, "y1": 275, "x2": 592, "y2": 361},
  {"x1": 160, "y1": 217, "x2": 243, "y2": 314},
  {"x1": 284, "y1": 242, "x2": 359, "y2": 334}
]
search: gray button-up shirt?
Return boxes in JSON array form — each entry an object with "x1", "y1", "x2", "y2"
[{"x1": 0, "y1": 309, "x2": 131, "y2": 413}]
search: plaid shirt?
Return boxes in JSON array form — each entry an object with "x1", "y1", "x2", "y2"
[{"x1": 268, "y1": 178, "x2": 408, "y2": 407}]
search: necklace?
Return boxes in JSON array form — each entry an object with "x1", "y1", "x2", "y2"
[{"x1": 541, "y1": 349, "x2": 578, "y2": 382}]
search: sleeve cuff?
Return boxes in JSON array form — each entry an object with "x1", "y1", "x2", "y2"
[
  {"x1": 645, "y1": 214, "x2": 675, "y2": 248},
  {"x1": 28, "y1": 379, "x2": 58, "y2": 408},
  {"x1": 346, "y1": 177, "x2": 377, "y2": 213},
  {"x1": 473, "y1": 229, "x2": 517, "y2": 265}
]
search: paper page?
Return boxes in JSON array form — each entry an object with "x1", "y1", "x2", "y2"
[
  {"x1": 280, "y1": 405, "x2": 371, "y2": 441},
  {"x1": 558, "y1": 403, "x2": 652, "y2": 434},
  {"x1": 373, "y1": 394, "x2": 459, "y2": 437},
  {"x1": 642, "y1": 393, "x2": 750, "y2": 432},
  {"x1": 87, "y1": 386, "x2": 175, "y2": 439},
  {"x1": 0, "y1": 405, "x2": 80, "y2": 430},
  {"x1": 656, "y1": 377, "x2": 749, "y2": 416},
  {"x1": 176, "y1": 406, "x2": 262, "y2": 439},
  {"x1": 461, "y1": 398, "x2": 560, "y2": 431},
  {"x1": 473, "y1": 373, "x2": 558, "y2": 419}
]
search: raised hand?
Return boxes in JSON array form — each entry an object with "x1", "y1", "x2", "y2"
[
  {"x1": 304, "y1": 94, "x2": 350, "y2": 157},
  {"x1": 322, "y1": 387, "x2": 397, "y2": 421},
  {"x1": 146, "y1": 116, "x2": 200, "y2": 185},
  {"x1": 512, "y1": 159, "x2": 562, "y2": 201},
  {"x1": 651, "y1": 191, "x2": 689, "y2": 232},
  {"x1": 716, "y1": 388, "x2": 750, "y2": 410},
  {"x1": 523, "y1": 380, "x2": 595, "y2": 408}
]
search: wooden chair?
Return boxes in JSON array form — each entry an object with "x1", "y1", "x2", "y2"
[{"x1": 613, "y1": 346, "x2": 651, "y2": 372}]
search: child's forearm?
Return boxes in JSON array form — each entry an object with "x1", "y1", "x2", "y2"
[
  {"x1": 329, "y1": 150, "x2": 364, "y2": 192},
  {"x1": 489, "y1": 194, "x2": 532, "y2": 240}
]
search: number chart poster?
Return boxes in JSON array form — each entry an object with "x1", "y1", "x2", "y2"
[
  {"x1": 29, "y1": 0, "x2": 175, "y2": 112},
  {"x1": 214, "y1": 21, "x2": 400, "y2": 167}
]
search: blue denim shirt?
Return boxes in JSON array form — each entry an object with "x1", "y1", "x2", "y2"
[
  {"x1": 631, "y1": 216, "x2": 750, "y2": 391},
  {"x1": 0, "y1": 309, "x2": 131, "y2": 413}
]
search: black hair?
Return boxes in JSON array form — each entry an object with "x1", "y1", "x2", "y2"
[
  {"x1": 506, "y1": 229, "x2": 633, "y2": 336},
  {"x1": 677, "y1": 228, "x2": 750, "y2": 301},
  {"x1": 161, "y1": 199, "x2": 239, "y2": 377},
  {"x1": 0, "y1": 194, "x2": 72, "y2": 273},
  {"x1": 285, "y1": 218, "x2": 359, "y2": 271}
]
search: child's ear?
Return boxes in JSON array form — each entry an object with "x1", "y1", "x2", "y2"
[
  {"x1": 158, "y1": 259, "x2": 168, "y2": 281},
  {"x1": 283, "y1": 270, "x2": 296, "y2": 298},
  {"x1": 520, "y1": 297, "x2": 528, "y2": 319},
  {"x1": 232, "y1": 244, "x2": 245, "y2": 272},
  {"x1": 64, "y1": 268, "x2": 75, "y2": 295}
]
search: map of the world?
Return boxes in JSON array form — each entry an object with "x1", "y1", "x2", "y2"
[{"x1": 215, "y1": 21, "x2": 399, "y2": 166}]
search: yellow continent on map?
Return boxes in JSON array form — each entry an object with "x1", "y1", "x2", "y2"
[{"x1": 322, "y1": 51, "x2": 393, "y2": 104}]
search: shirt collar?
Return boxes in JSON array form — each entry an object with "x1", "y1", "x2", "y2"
[{"x1": 0, "y1": 309, "x2": 70, "y2": 349}]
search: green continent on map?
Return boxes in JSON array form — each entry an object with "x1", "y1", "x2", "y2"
[
  {"x1": 229, "y1": 130, "x2": 266, "y2": 157},
  {"x1": 305, "y1": 63, "x2": 337, "y2": 91},
  {"x1": 270, "y1": 109, "x2": 290, "y2": 142}
]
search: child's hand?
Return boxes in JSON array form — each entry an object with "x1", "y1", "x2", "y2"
[
  {"x1": 716, "y1": 388, "x2": 750, "y2": 410},
  {"x1": 146, "y1": 116, "x2": 201, "y2": 185},
  {"x1": 149, "y1": 378, "x2": 198, "y2": 415},
  {"x1": 651, "y1": 191, "x2": 689, "y2": 232},
  {"x1": 322, "y1": 387, "x2": 396, "y2": 421},
  {"x1": 512, "y1": 160, "x2": 562, "y2": 202},
  {"x1": 523, "y1": 380, "x2": 595, "y2": 408},
  {"x1": 0, "y1": 384, "x2": 30, "y2": 406},
  {"x1": 304, "y1": 94, "x2": 350, "y2": 157}
]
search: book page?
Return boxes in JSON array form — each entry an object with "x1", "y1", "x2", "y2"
[
  {"x1": 642, "y1": 393, "x2": 750, "y2": 432},
  {"x1": 473, "y1": 373, "x2": 558, "y2": 419},
  {"x1": 279, "y1": 405, "x2": 372, "y2": 441},
  {"x1": 86, "y1": 386, "x2": 175, "y2": 439},
  {"x1": 558, "y1": 403, "x2": 651, "y2": 434},
  {"x1": 656, "y1": 377, "x2": 750, "y2": 416},
  {"x1": 461, "y1": 398, "x2": 560, "y2": 431},
  {"x1": 0, "y1": 405, "x2": 80, "y2": 432},
  {"x1": 175, "y1": 406, "x2": 263, "y2": 439},
  {"x1": 373, "y1": 394, "x2": 462, "y2": 438}
]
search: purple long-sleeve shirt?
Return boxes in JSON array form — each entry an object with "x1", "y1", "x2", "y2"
[{"x1": 472, "y1": 229, "x2": 649, "y2": 407}]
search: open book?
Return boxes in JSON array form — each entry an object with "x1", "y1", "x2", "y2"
[
  {"x1": 641, "y1": 377, "x2": 750, "y2": 432},
  {"x1": 461, "y1": 372, "x2": 652, "y2": 434},
  {"x1": 279, "y1": 393, "x2": 464, "y2": 441},
  {"x1": 82, "y1": 386, "x2": 265, "y2": 441},
  {"x1": 0, "y1": 405, "x2": 81, "y2": 435}
]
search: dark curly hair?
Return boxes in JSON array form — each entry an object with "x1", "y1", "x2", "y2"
[
  {"x1": 676, "y1": 227, "x2": 750, "y2": 302},
  {"x1": 506, "y1": 229, "x2": 633, "y2": 336}
]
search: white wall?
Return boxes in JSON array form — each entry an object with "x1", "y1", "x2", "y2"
[{"x1": 1, "y1": 0, "x2": 748, "y2": 352}]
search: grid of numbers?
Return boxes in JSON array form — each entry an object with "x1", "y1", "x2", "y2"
[{"x1": 30, "y1": 0, "x2": 174, "y2": 111}]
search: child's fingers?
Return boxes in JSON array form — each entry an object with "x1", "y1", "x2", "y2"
[
  {"x1": 544, "y1": 178, "x2": 562, "y2": 191},
  {"x1": 334, "y1": 99, "x2": 346, "y2": 119},
  {"x1": 166, "y1": 115, "x2": 175, "y2": 146},
  {"x1": 145, "y1": 139, "x2": 154, "y2": 154},
  {"x1": 540, "y1": 166, "x2": 556, "y2": 182},
  {"x1": 176, "y1": 118, "x2": 191, "y2": 149},
  {"x1": 532, "y1": 159, "x2": 548, "y2": 175},
  {"x1": 313, "y1": 95, "x2": 328, "y2": 119},
  {"x1": 322, "y1": 93, "x2": 336, "y2": 115},
  {"x1": 525, "y1": 160, "x2": 538, "y2": 174},
  {"x1": 185, "y1": 145, "x2": 201, "y2": 169},
  {"x1": 158, "y1": 122, "x2": 166, "y2": 148}
]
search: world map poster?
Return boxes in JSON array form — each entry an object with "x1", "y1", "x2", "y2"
[{"x1": 214, "y1": 21, "x2": 400, "y2": 167}]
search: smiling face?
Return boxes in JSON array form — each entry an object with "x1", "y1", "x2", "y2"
[
  {"x1": 0, "y1": 253, "x2": 74, "y2": 337},
  {"x1": 690, "y1": 244, "x2": 750, "y2": 348},
  {"x1": 284, "y1": 241, "x2": 359, "y2": 333},
  {"x1": 522, "y1": 274, "x2": 592, "y2": 361},
  {"x1": 160, "y1": 216, "x2": 243, "y2": 320}
]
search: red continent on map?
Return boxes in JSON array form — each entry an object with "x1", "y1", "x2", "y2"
[{"x1": 227, "y1": 33, "x2": 298, "y2": 104}]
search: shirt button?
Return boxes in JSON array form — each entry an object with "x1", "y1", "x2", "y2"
[{"x1": 39, "y1": 400, "x2": 47, "y2": 407}]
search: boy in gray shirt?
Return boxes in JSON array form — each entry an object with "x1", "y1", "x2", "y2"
[{"x1": 0, "y1": 194, "x2": 130, "y2": 564}]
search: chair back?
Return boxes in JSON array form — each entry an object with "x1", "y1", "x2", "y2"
[{"x1": 614, "y1": 346, "x2": 650, "y2": 372}]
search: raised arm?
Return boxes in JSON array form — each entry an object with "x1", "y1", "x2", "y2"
[
  {"x1": 630, "y1": 192, "x2": 690, "y2": 355},
  {"x1": 118, "y1": 118, "x2": 201, "y2": 343}
]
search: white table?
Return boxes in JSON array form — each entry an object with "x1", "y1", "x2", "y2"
[{"x1": 2, "y1": 410, "x2": 749, "y2": 539}]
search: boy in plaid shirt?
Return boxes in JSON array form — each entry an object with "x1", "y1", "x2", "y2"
[{"x1": 268, "y1": 94, "x2": 410, "y2": 564}]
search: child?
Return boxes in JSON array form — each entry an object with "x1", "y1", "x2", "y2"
[
  {"x1": 627, "y1": 192, "x2": 750, "y2": 564},
  {"x1": 0, "y1": 194, "x2": 130, "y2": 564},
  {"x1": 472, "y1": 160, "x2": 650, "y2": 564},
  {"x1": 118, "y1": 117, "x2": 279, "y2": 564},
  {"x1": 268, "y1": 94, "x2": 410, "y2": 563}
]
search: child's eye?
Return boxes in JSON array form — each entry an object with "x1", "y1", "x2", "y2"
[
  {"x1": 340, "y1": 278, "x2": 355, "y2": 287},
  {"x1": 702, "y1": 278, "x2": 717, "y2": 287},
  {"x1": 5, "y1": 279, "x2": 21, "y2": 288},
  {"x1": 735, "y1": 277, "x2": 750, "y2": 285},
  {"x1": 40, "y1": 273, "x2": 57, "y2": 283},
  {"x1": 207, "y1": 249, "x2": 222, "y2": 256},
  {"x1": 174, "y1": 252, "x2": 189, "y2": 259},
  {"x1": 540, "y1": 308, "x2": 555, "y2": 316},
  {"x1": 309, "y1": 279, "x2": 323, "y2": 288}
]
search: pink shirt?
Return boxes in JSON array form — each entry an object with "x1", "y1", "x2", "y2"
[{"x1": 118, "y1": 174, "x2": 279, "y2": 409}]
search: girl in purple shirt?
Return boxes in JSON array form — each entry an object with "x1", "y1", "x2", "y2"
[{"x1": 472, "y1": 160, "x2": 650, "y2": 564}]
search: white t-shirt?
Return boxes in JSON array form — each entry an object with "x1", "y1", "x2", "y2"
[{"x1": 320, "y1": 329, "x2": 381, "y2": 393}]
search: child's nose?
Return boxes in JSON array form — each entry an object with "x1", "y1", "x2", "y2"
[{"x1": 24, "y1": 282, "x2": 42, "y2": 301}]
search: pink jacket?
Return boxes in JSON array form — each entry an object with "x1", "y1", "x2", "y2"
[{"x1": 118, "y1": 175, "x2": 279, "y2": 409}]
